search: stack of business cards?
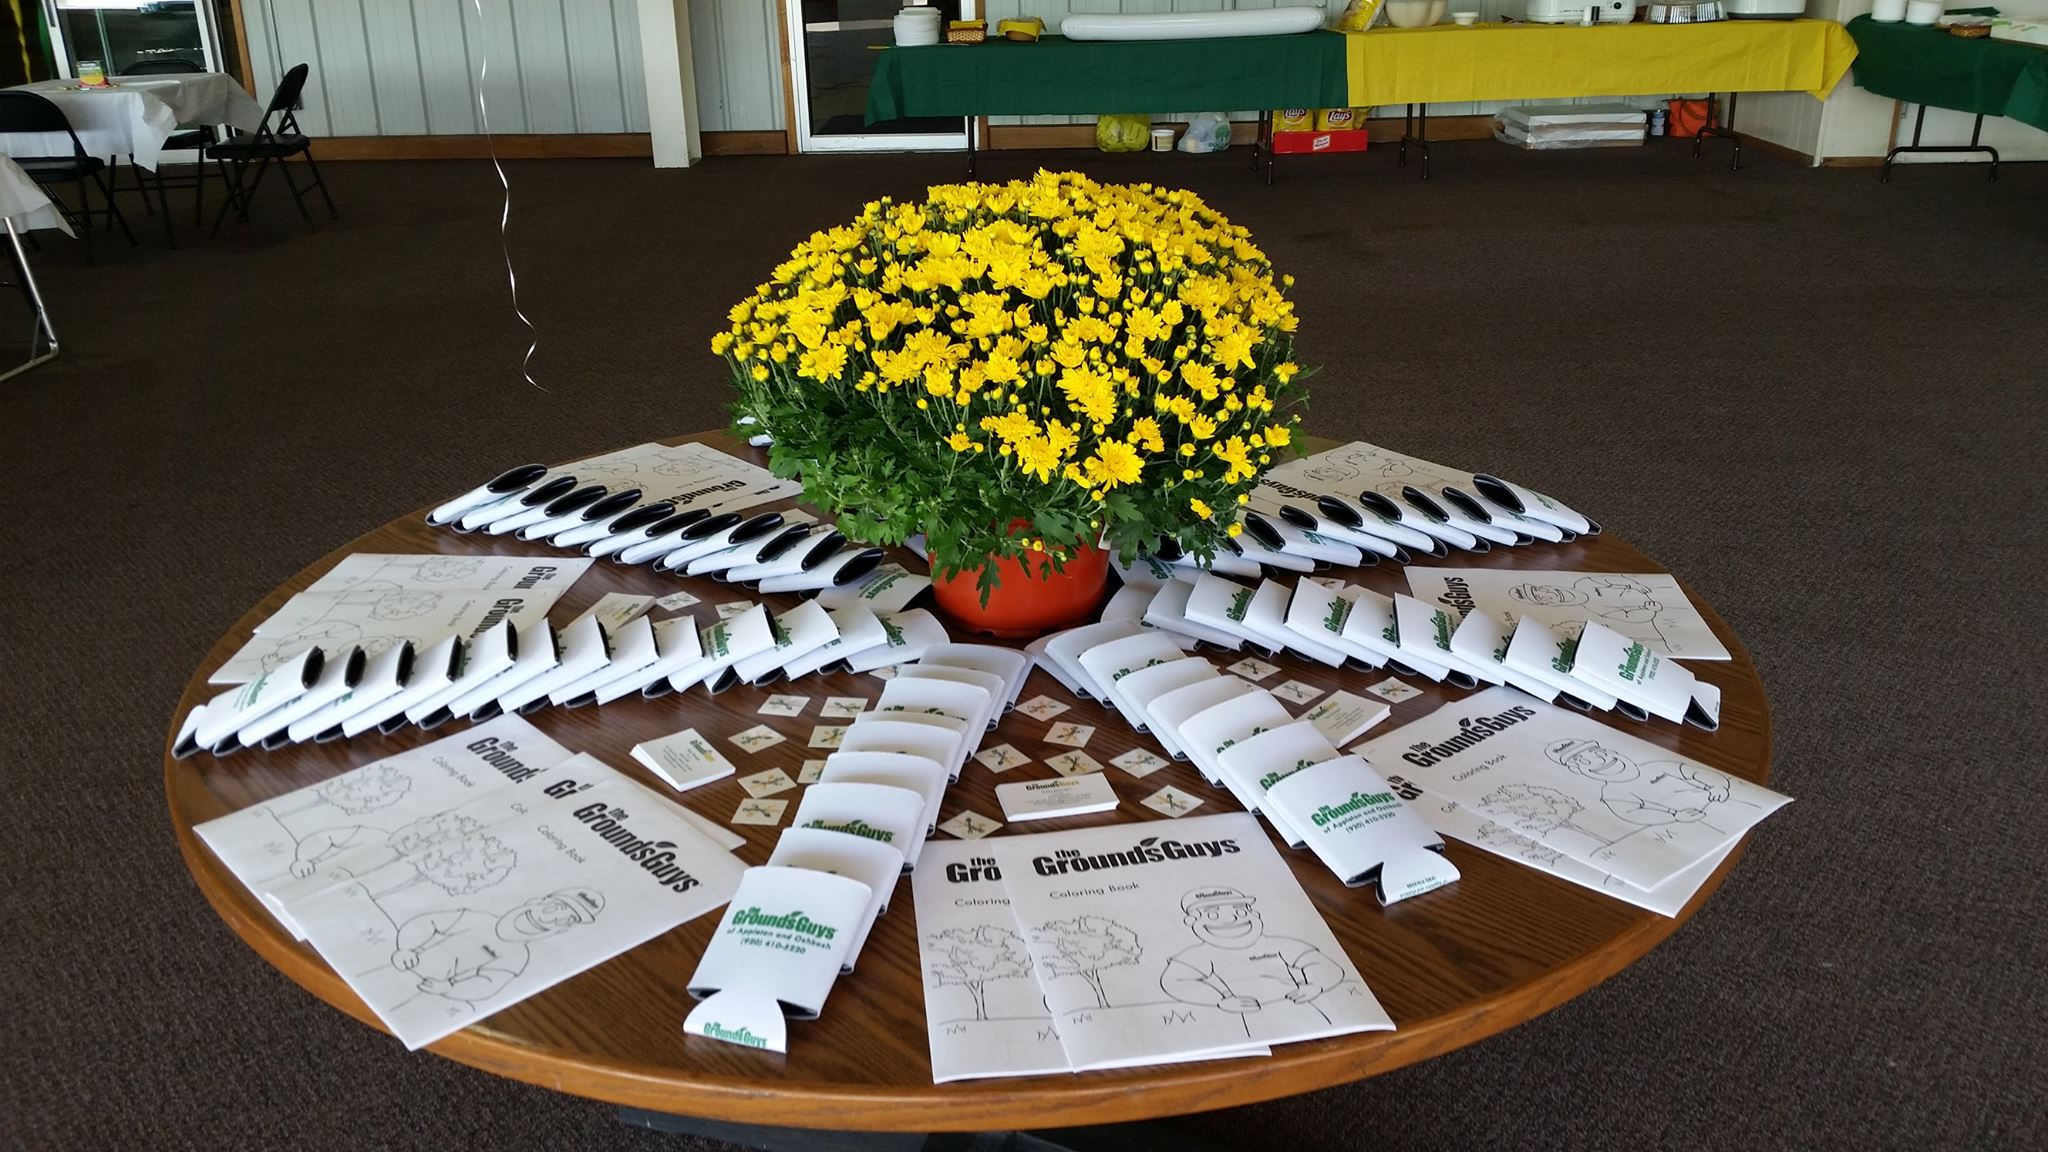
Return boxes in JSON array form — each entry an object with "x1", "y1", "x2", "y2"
[{"x1": 994, "y1": 772, "x2": 1120, "y2": 821}]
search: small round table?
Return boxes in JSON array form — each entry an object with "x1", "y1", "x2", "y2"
[{"x1": 165, "y1": 432, "x2": 1771, "y2": 1134}]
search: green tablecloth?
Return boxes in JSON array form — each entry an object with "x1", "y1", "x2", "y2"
[
  {"x1": 1846, "y1": 13, "x2": 2048, "y2": 131},
  {"x1": 865, "y1": 32, "x2": 1350, "y2": 123}
]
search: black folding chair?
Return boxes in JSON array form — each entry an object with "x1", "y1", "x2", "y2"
[
  {"x1": 0, "y1": 91, "x2": 135, "y2": 264},
  {"x1": 119, "y1": 57, "x2": 219, "y2": 247},
  {"x1": 207, "y1": 63, "x2": 337, "y2": 237}
]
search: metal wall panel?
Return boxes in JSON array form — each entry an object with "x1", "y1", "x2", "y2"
[{"x1": 237, "y1": 0, "x2": 787, "y2": 137}]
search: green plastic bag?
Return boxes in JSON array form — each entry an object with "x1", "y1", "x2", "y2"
[{"x1": 1095, "y1": 114, "x2": 1150, "y2": 154}]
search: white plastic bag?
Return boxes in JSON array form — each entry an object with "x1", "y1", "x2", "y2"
[{"x1": 1176, "y1": 112, "x2": 1231, "y2": 154}]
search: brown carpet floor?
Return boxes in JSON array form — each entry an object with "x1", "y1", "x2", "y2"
[{"x1": 1, "y1": 141, "x2": 2043, "y2": 1151}]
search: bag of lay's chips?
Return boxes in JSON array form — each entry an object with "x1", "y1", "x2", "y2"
[
  {"x1": 1272, "y1": 108, "x2": 1313, "y2": 132},
  {"x1": 1316, "y1": 108, "x2": 1364, "y2": 132}
]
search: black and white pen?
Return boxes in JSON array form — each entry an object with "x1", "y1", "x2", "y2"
[
  {"x1": 523, "y1": 487, "x2": 642, "y2": 543},
  {"x1": 457, "y1": 473, "x2": 577, "y2": 532},
  {"x1": 557, "y1": 499, "x2": 674, "y2": 552},
  {"x1": 653, "y1": 511, "x2": 785, "y2": 572},
  {"x1": 599, "y1": 507, "x2": 712, "y2": 562},
  {"x1": 427, "y1": 463, "x2": 547, "y2": 526},
  {"x1": 486, "y1": 483, "x2": 607, "y2": 537}
]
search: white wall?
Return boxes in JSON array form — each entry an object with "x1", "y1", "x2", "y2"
[{"x1": 239, "y1": 0, "x2": 785, "y2": 136}]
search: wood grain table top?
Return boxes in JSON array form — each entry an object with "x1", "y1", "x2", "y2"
[{"x1": 164, "y1": 432, "x2": 1771, "y2": 1132}]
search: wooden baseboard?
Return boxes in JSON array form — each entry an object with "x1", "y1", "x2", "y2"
[
  {"x1": 702, "y1": 130, "x2": 789, "y2": 156},
  {"x1": 1819, "y1": 155, "x2": 1885, "y2": 168},
  {"x1": 1732, "y1": 133, "x2": 1816, "y2": 167},
  {"x1": 307, "y1": 131, "x2": 788, "y2": 161}
]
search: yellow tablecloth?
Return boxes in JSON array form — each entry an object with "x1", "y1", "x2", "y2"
[{"x1": 1344, "y1": 20, "x2": 1859, "y2": 107}]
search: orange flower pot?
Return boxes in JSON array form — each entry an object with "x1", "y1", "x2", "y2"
[{"x1": 930, "y1": 543, "x2": 1110, "y2": 640}]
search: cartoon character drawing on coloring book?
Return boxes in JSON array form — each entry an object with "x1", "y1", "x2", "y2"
[
  {"x1": 1547, "y1": 739, "x2": 1732, "y2": 832},
  {"x1": 1159, "y1": 887, "x2": 1346, "y2": 1040},
  {"x1": 1507, "y1": 575, "x2": 1704, "y2": 653},
  {"x1": 380, "y1": 888, "x2": 606, "y2": 1009}
]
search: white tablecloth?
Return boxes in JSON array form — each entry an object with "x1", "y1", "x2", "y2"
[
  {"x1": 0, "y1": 155, "x2": 72, "y2": 237},
  {"x1": 1, "y1": 74, "x2": 265, "y2": 170}
]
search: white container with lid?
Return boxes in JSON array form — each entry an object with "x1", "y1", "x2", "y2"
[
  {"x1": 1870, "y1": 0, "x2": 1907, "y2": 19},
  {"x1": 1904, "y1": 0, "x2": 1943, "y2": 25}
]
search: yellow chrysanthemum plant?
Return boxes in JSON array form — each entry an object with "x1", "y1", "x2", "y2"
[{"x1": 717, "y1": 170, "x2": 1309, "y2": 608}]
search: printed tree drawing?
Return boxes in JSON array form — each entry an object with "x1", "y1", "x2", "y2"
[
  {"x1": 267, "y1": 765, "x2": 413, "y2": 822},
  {"x1": 387, "y1": 812, "x2": 490, "y2": 857},
  {"x1": 370, "y1": 834, "x2": 516, "y2": 899},
  {"x1": 1474, "y1": 820, "x2": 1565, "y2": 866},
  {"x1": 1031, "y1": 916, "x2": 1142, "y2": 1010},
  {"x1": 1478, "y1": 783, "x2": 1604, "y2": 843},
  {"x1": 926, "y1": 925, "x2": 1034, "y2": 1021}
]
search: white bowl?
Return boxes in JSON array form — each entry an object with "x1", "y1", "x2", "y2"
[
  {"x1": 1385, "y1": 0, "x2": 1441, "y2": 27},
  {"x1": 1452, "y1": 10, "x2": 1479, "y2": 22}
]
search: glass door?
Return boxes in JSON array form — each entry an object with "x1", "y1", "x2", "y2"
[
  {"x1": 787, "y1": 0, "x2": 973, "y2": 153},
  {"x1": 42, "y1": 0, "x2": 225, "y2": 80}
]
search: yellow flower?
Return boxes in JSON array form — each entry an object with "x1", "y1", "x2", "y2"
[
  {"x1": 749, "y1": 364, "x2": 769, "y2": 381},
  {"x1": 1226, "y1": 522, "x2": 1244, "y2": 538},
  {"x1": 710, "y1": 331, "x2": 733, "y2": 355},
  {"x1": 797, "y1": 343, "x2": 848, "y2": 382},
  {"x1": 945, "y1": 432, "x2": 974, "y2": 452},
  {"x1": 1210, "y1": 435, "x2": 1256, "y2": 484},
  {"x1": 1057, "y1": 365, "x2": 1118, "y2": 426},
  {"x1": 1189, "y1": 498, "x2": 1213, "y2": 519},
  {"x1": 1084, "y1": 439, "x2": 1145, "y2": 489},
  {"x1": 1274, "y1": 362, "x2": 1300, "y2": 384},
  {"x1": 1186, "y1": 412, "x2": 1218, "y2": 441},
  {"x1": 983, "y1": 349, "x2": 1023, "y2": 385},
  {"x1": 1129, "y1": 416, "x2": 1165, "y2": 454},
  {"x1": 1212, "y1": 328, "x2": 1257, "y2": 371},
  {"x1": 1180, "y1": 361, "x2": 1222, "y2": 399},
  {"x1": 1264, "y1": 423, "x2": 1292, "y2": 448}
]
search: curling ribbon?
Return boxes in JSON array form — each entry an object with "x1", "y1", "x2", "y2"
[{"x1": 473, "y1": 0, "x2": 541, "y2": 388}]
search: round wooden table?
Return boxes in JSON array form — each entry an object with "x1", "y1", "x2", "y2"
[{"x1": 165, "y1": 432, "x2": 1771, "y2": 1134}]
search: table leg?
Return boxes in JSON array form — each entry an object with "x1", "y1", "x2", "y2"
[
  {"x1": 965, "y1": 117, "x2": 976, "y2": 178},
  {"x1": 1690, "y1": 92, "x2": 1743, "y2": 172},
  {"x1": 0, "y1": 219, "x2": 59, "y2": 384},
  {"x1": 1881, "y1": 106, "x2": 1999, "y2": 184},
  {"x1": 1398, "y1": 103, "x2": 1430, "y2": 180}
]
